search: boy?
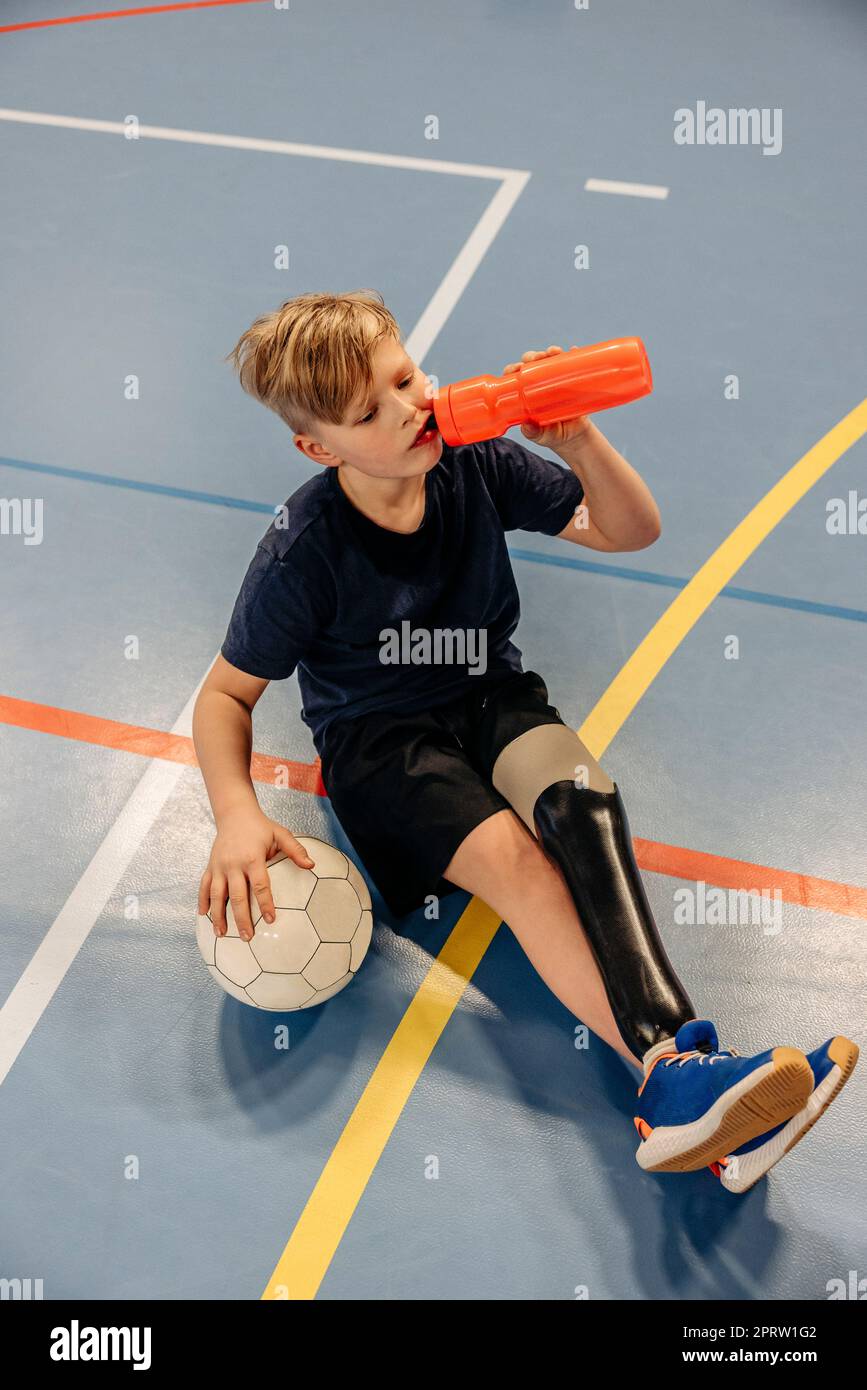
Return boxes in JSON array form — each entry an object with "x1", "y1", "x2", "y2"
[{"x1": 193, "y1": 290, "x2": 857, "y2": 1194}]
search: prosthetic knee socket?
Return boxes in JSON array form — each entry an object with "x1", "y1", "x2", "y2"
[{"x1": 491, "y1": 725, "x2": 695, "y2": 1060}]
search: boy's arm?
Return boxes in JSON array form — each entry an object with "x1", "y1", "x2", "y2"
[
  {"x1": 501, "y1": 347, "x2": 660, "y2": 552},
  {"x1": 551, "y1": 420, "x2": 662, "y2": 552},
  {"x1": 192, "y1": 655, "x2": 271, "y2": 825}
]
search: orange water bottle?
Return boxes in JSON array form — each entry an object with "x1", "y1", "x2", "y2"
[{"x1": 429, "y1": 337, "x2": 652, "y2": 446}]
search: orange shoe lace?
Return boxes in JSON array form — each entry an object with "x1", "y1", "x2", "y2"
[{"x1": 663, "y1": 1045, "x2": 742, "y2": 1068}]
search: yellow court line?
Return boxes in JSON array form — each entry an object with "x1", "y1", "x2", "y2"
[
  {"x1": 262, "y1": 396, "x2": 867, "y2": 1300},
  {"x1": 579, "y1": 399, "x2": 867, "y2": 756}
]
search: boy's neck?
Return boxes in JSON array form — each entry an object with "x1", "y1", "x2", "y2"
[{"x1": 335, "y1": 463, "x2": 427, "y2": 533}]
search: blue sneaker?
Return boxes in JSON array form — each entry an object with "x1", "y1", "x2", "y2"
[
  {"x1": 708, "y1": 1035, "x2": 859, "y2": 1193},
  {"x1": 634, "y1": 1019, "x2": 813, "y2": 1173}
]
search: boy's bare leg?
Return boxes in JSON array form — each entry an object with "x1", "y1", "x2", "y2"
[{"x1": 442, "y1": 808, "x2": 646, "y2": 1076}]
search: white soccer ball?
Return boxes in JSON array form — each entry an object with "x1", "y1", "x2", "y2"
[{"x1": 196, "y1": 836, "x2": 373, "y2": 1010}]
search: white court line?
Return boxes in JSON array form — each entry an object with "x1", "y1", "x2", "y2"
[
  {"x1": 0, "y1": 108, "x2": 526, "y2": 181},
  {"x1": 406, "y1": 172, "x2": 529, "y2": 361},
  {"x1": 0, "y1": 681, "x2": 206, "y2": 1086},
  {"x1": 585, "y1": 177, "x2": 669, "y2": 200},
  {"x1": 0, "y1": 113, "x2": 530, "y2": 1085}
]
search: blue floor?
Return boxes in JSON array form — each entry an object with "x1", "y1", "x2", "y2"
[{"x1": 1, "y1": 0, "x2": 865, "y2": 1299}]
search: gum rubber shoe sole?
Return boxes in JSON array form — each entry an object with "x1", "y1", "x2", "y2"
[
  {"x1": 637, "y1": 1047, "x2": 814, "y2": 1173},
  {"x1": 718, "y1": 1036, "x2": 859, "y2": 1193}
]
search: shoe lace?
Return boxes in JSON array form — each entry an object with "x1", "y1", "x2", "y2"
[{"x1": 664, "y1": 1044, "x2": 742, "y2": 1068}]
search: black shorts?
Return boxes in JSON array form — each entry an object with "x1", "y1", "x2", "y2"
[{"x1": 319, "y1": 669, "x2": 570, "y2": 921}]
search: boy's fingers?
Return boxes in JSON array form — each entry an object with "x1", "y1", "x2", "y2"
[
  {"x1": 227, "y1": 870, "x2": 254, "y2": 941},
  {"x1": 198, "y1": 871, "x2": 211, "y2": 915},
  {"x1": 209, "y1": 878, "x2": 228, "y2": 935},
  {"x1": 505, "y1": 348, "x2": 562, "y2": 372},
  {"x1": 274, "y1": 826, "x2": 315, "y2": 868},
  {"x1": 249, "y1": 862, "x2": 276, "y2": 925}
]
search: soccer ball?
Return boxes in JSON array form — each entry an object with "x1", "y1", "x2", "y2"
[{"x1": 196, "y1": 836, "x2": 373, "y2": 1010}]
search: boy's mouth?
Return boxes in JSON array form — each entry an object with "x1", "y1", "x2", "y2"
[{"x1": 410, "y1": 413, "x2": 439, "y2": 448}]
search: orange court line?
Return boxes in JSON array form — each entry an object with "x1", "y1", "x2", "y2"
[
  {"x1": 0, "y1": 0, "x2": 270, "y2": 35},
  {"x1": 2, "y1": 690, "x2": 865, "y2": 921},
  {"x1": 0, "y1": 692, "x2": 326, "y2": 797},
  {"x1": 631, "y1": 837, "x2": 866, "y2": 922}
]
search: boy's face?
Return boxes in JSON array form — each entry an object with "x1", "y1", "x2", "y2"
[{"x1": 295, "y1": 335, "x2": 442, "y2": 478}]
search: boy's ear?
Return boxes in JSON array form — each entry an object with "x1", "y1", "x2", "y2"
[{"x1": 294, "y1": 436, "x2": 340, "y2": 468}]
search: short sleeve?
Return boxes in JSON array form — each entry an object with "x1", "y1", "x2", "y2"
[
  {"x1": 477, "y1": 434, "x2": 585, "y2": 534},
  {"x1": 220, "y1": 544, "x2": 328, "y2": 681}
]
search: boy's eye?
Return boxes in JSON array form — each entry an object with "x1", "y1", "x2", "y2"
[{"x1": 359, "y1": 375, "x2": 413, "y2": 423}]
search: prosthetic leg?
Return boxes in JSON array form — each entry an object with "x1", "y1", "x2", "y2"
[{"x1": 490, "y1": 723, "x2": 696, "y2": 1060}]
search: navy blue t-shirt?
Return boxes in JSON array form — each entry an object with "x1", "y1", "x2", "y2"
[{"x1": 220, "y1": 434, "x2": 584, "y2": 759}]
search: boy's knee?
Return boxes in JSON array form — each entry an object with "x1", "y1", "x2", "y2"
[
  {"x1": 491, "y1": 724, "x2": 614, "y2": 837},
  {"x1": 487, "y1": 807, "x2": 543, "y2": 860}
]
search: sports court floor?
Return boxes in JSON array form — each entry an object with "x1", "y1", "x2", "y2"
[{"x1": 1, "y1": 0, "x2": 865, "y2": 1300}]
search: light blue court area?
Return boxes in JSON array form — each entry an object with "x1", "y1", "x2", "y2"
[{"x1": 1, "y1": 0, "x2": 865, "y2": 1300}]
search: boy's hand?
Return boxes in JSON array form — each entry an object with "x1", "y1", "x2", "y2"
[
  {"x1": 501, "y1": 345, "x2": 591, "y2": 449},
  {"x1": 198, "y1": 808, "x2": 316, "y2": 942}
]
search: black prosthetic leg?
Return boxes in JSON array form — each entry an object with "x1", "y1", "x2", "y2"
[{"x1": 532, "y1": 780, "x2": 696, "y2": 1060}]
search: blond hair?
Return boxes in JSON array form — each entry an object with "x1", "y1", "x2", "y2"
[{"x1": 225, "y1": 289, "x2": 403, "y2": 438}]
